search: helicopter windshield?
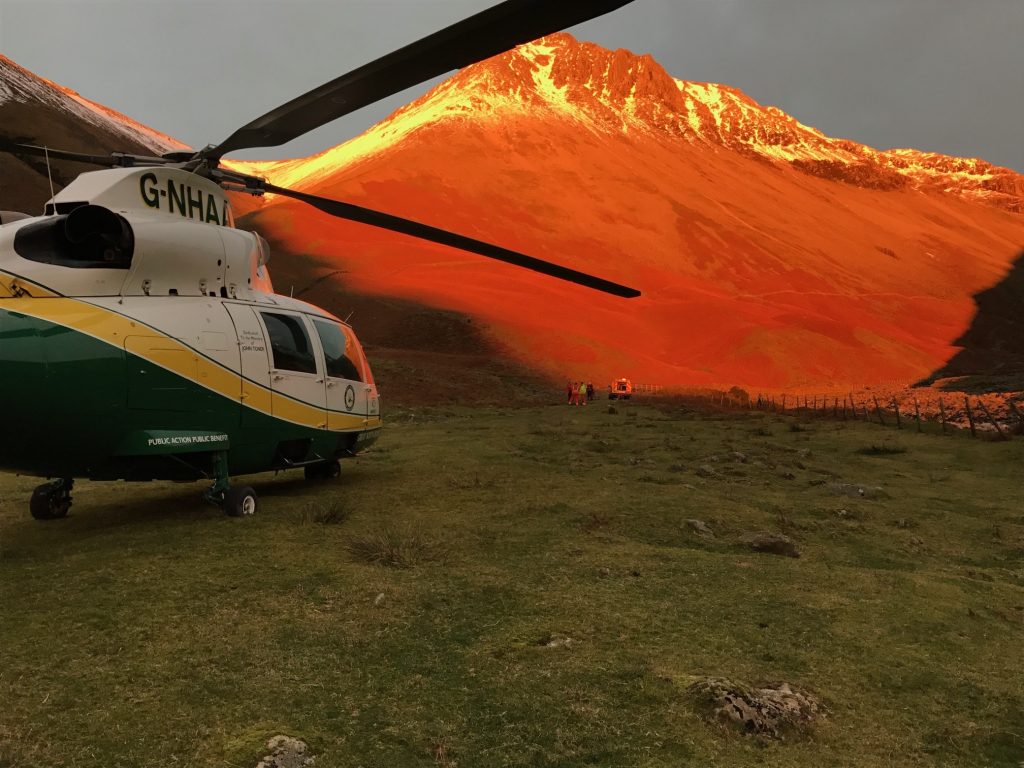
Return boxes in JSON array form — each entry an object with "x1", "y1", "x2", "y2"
[
  {"x1": 13, "y1": 206, "x2": 134, "y2": 269},
  {"x1": 312, "y1": 319, "x2": 363, "y2": 382}
]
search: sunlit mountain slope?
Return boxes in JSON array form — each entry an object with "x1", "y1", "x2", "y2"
[{"x1": 236, "y1": 34, "x2": 1024, "y2": 390}]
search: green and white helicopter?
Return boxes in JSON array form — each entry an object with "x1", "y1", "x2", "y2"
[{"x1": 0, "y1": 0, "x2": 639, "y2": 519}]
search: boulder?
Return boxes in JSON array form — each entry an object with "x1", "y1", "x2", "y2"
[
  {"x1": 685, "y1": 519, "x2": 715, "y2": 537},
  {"x1": 256, "y1": 736, "x2": 314, "y2": 768},
  {"x1": 827, "y1": 483, "x2": 886, "y2": 499},
  {"x1": 688, "y1": 677, "x2": 823, "y2": 738},
  {"x1": 742, "y1": 532, "x2": 800, "y2": 558}
]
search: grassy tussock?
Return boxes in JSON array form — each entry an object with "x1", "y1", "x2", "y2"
[
  {"x1": 856, "y1": 444, "x2": 908, "y2": 456},
  {"x1": 346, "y1": 527, "x2": 441, "y2": 569},
  {"x1": 294, "y1": 499, "x2": 350, "y2": 525}
]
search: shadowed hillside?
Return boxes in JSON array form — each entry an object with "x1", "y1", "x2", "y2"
[{"x1": 919, "y1": 250, "x2": 1024, "y2": 392}]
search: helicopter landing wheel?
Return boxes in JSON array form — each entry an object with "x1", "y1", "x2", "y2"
[
  {"x1": 223, "y1": 485, "x2": 258, "y2": 518},
  {"x1": 304, "y1": 460, "x2": 341, "y2": 482},
  {"x1": 30, "y1": 478, "x2": 74, "y2": 520}
]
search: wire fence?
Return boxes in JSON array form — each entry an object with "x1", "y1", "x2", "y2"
[{"x1": 693, "y1": 388, "x2": 1024, "y2": 440}]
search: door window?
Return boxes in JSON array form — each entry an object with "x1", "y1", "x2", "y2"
[
  {"x1": 260, "y1": 312, "x2": 316, "y2": 374},
  {"x1": 312, "y1": 319, "x2": 363, "y2": 381}
]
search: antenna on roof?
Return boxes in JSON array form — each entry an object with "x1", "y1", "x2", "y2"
[{"x1": 43, "y1": 147, "x2": 56, "y2": 213}]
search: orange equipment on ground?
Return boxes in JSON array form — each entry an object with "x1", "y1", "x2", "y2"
[{"x1": 608, "y1": 378, "x2": 633, "y2": 400}]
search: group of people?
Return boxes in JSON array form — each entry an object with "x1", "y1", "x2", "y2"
[{"x1": 566, "y1": 381, "x2": 595, "y2": 405}]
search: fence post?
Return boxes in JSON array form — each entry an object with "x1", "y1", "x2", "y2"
[
  {"x1": 978, "y1": 400, "x2": 1008, "y2": 440},
  {"x1": 1007, "y1": 400, "x2": 1023, "y2": 434},
  {"x1": 913, "y1": 398, "x2": 922, "y2": 433},
  {"x1": 891, "y1": 398, "x2": 902, "y2": 430},
  {"x1": 781, "y1": 395, "x2": 786, "y2": 413},
  {"x1": 872, "y1": 396, "x2": 887, "y2": 426},
  {"x1": 964, "y1": 397, "x2": 977, "y2": 438},
  {"x1": 938, "y1": 398, "x2": 948, "y2": 434}
]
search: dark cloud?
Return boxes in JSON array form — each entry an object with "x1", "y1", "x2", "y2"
[{"x1": 1, "y1": 0, "x2": 1021, "y2": 170}]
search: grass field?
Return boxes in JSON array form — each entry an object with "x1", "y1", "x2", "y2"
[{"x1": 1, "y1": 403, "x2": 1022, "y2": 767}]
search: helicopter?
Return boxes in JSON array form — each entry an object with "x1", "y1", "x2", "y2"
[{"x1": 0, "y1": 0, "x2": 640, "y2": 520}]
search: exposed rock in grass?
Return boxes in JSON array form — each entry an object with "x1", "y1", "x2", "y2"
[
  {"x1": 537, "y1": 632, "x2": 574, "y2": 648},
  {"x1": 696, "y1": 465, "x2": 720, "y2": 479},
  {"x1": 908, "y1": 536, "x2": 927, "y2": 553},
  {"x1": 256, "y1": 735, "x2": 314, "y2": 768},
  {"x1": 742, "y1": 532, "x2": 801, "y2": 558},
  {"x1": 687, "y1": 677, "x2": 823, "y2": 738},
  {"x1": 729, "y1": 451, "x2": 748, "y2": 463},
  {"x1": 827, "y1": 482, "x2": 887, "y2": 499},
  {"x1": 607, "y1": 405, "x2": 618, "y2": 414},
  {"x1": 685, "y1": 519, "x2": 715, "y2": 537},
  {"x1": 668, "y1": 463, "x2": 686, "y2": 472}
]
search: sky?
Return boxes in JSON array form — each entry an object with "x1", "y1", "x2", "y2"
[{"x1": 1, "y1": 0, "x2": 1022, "y2": 171}]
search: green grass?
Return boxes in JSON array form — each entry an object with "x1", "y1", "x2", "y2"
[{"x1": 1, "y1": 404, "x2": 1022, "y2": 767}]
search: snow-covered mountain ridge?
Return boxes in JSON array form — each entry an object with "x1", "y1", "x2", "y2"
[
  {"x1": 0, "y1": 54, "x2": 186, "y2": 155},
  {"x1": 232, "y1": 34, "x2": 1021, "y2": 212}
]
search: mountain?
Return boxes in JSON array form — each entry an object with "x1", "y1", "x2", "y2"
[
  {"x1": 3, "y1": 40, "x2": 1023, "y2": 394},
  {"x1": 235, "y1": 34, "x2": 1024, "y2": 392},
  {"x1": 0, "y1": 54, "x2": 187, "y2": 213}
]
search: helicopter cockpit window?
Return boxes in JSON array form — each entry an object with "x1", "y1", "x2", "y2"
[
  {"x1": 260, "y1": 312, "x2": 317, "y2": 375},
  {"x1": 13, "y1": 205, "x2": 134, "y2": 269},
  {"x1": 312, "y1": 319, "x2": 362, "y2": 382}
]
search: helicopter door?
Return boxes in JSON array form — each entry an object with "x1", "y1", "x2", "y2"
[
  {"x1": 310, "y1": 318, "x2": 369, "y2": 427},
  {"x1": 255, "y1": 310, "x2": 328, "y2": 428},
  {"x1": 223, "y1": 303, "x2": 273, "y2": 428}
]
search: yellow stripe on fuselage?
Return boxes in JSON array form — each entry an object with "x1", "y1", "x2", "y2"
[
  {"x1": 0, "y1": 269, "x2": 61, "y2": 298},
  {"x1": 3, "y1": 297, "x2": 373, "y2": 432}
]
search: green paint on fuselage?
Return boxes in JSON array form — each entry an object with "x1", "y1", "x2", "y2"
[{"x1": 0, "y1": 308, "x2": 366, "y2": 480}]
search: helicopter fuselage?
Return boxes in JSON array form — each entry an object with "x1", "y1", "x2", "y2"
[{"x1": 0, "y1": 167, "x2": 381, "y2": 484}]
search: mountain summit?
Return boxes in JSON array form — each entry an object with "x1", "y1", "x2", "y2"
[{"x1": 236, "y1": 34, "x2": 1022, "y2": 213}]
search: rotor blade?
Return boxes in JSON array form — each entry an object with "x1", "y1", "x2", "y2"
[
  {"x1": 205, "y1": 0, "x2": 634, "y2": 161},
  {"x1": 265, "y1": 183, "x2": 640, "y2": 299},
  {"x1": 0, "y1": 138, "x2": 116, "y2": 167}
]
